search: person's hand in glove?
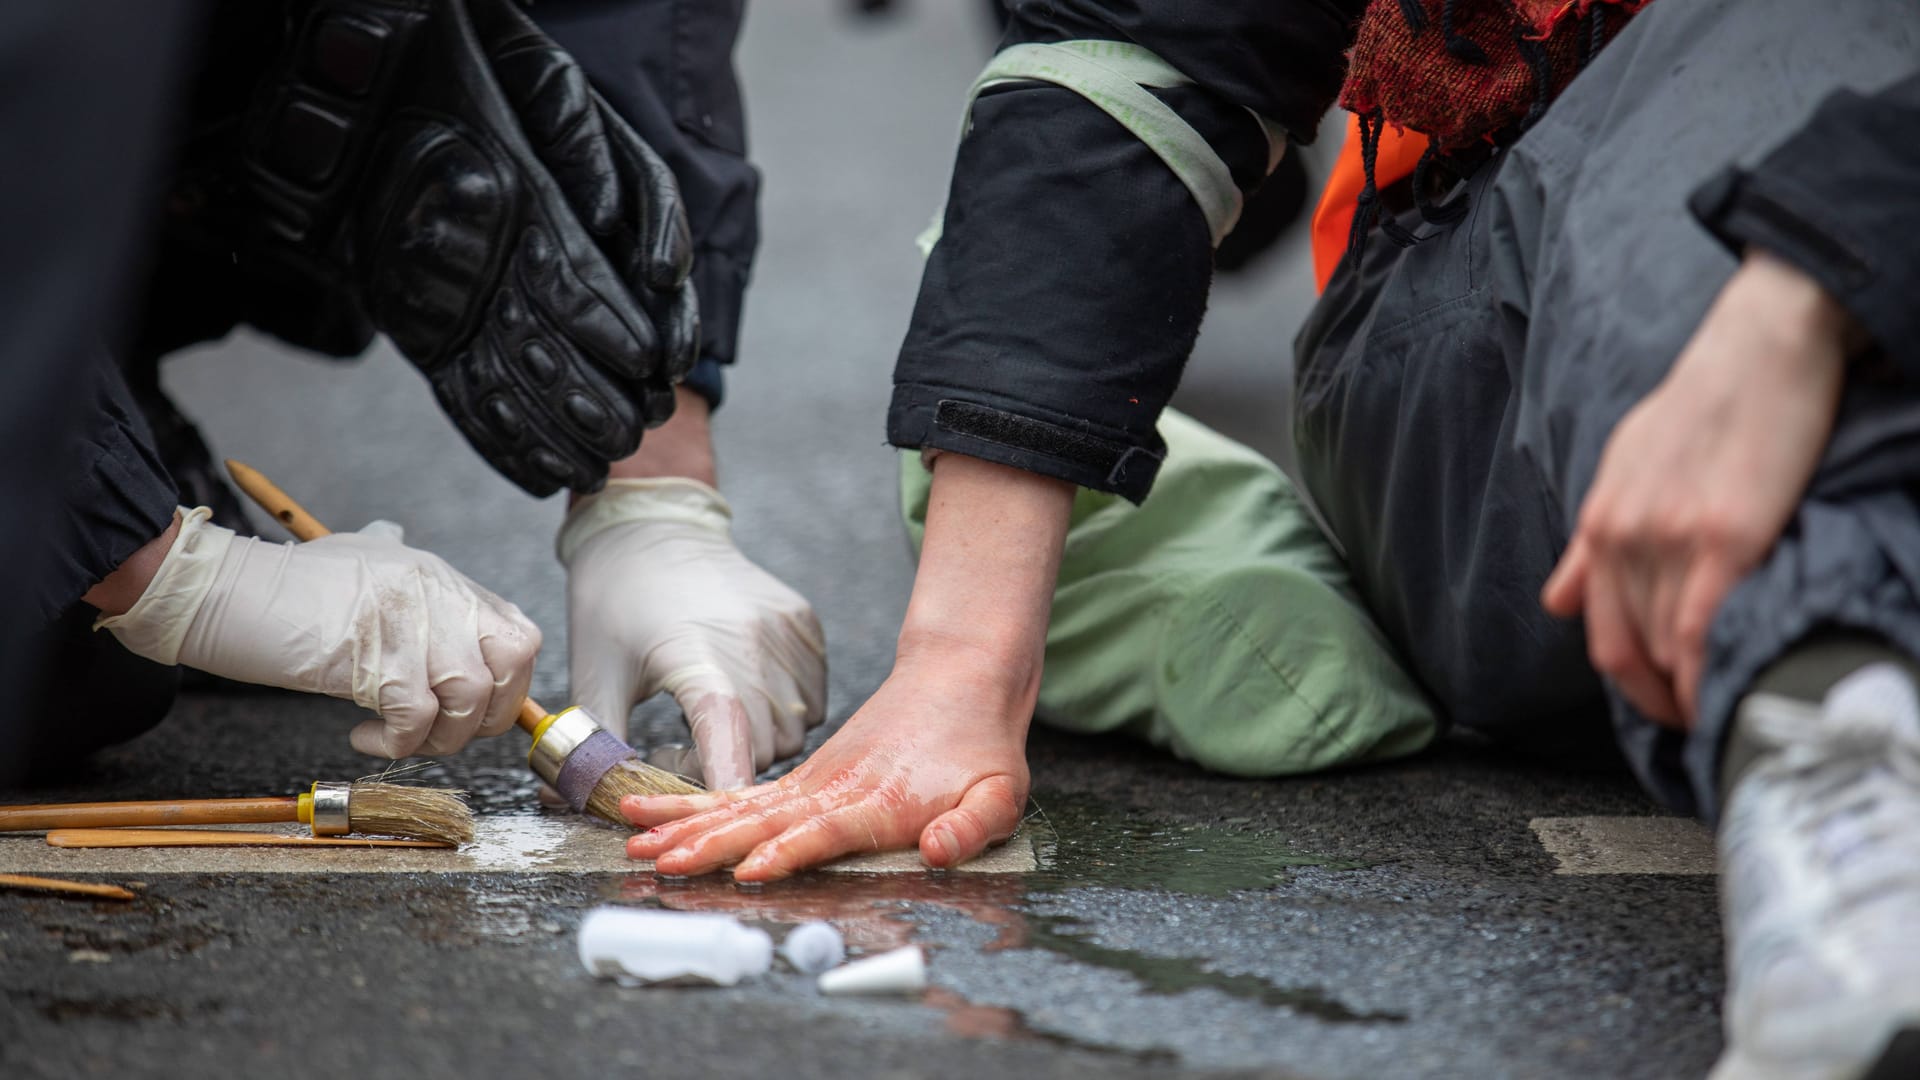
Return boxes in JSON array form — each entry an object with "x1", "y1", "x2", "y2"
[
  {"x1": 560, "y1": 475, "x2": 827, "y2": 791},
  {"x1": 92, "y1": 507, "x2": 541, "y2": 759},
  {"x1": 236, "y1": 0, "x2": 700, "y2": 495}
]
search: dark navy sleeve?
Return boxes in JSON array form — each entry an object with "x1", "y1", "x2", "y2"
[
  {"x1": 1691, "y1": 71, "x2": 1920, "y2": 381},
  {"x1": 888, "y1": 0, "x2": 1361, "y2": 500},
  {"x1": 534, "y1": 0, "x2": 757, "y2": 408},
  {"x1": 41, "y1": 354, "x2": 179, "y2": 620}
]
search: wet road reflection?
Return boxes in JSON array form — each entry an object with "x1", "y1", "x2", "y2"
[{"x1": 576, "y1": 791, "x2": 1400, "y2": 1058}]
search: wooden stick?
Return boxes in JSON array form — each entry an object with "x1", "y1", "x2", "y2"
[
  {"x1": 0, "y1": 874, "x2": 136, "y2": 901},
  {"x1": 223, "y1": 459, "x2": 332, "y2": 541},
  {"x1": 225, "y1": 459, "x2": 551, "y2": 736},
  {"x1": 0, "y1": 797, "x2": 299, "y2": 832},
  {"x1": 45, "y1": 829, "x2": 452, "y2": 849}
]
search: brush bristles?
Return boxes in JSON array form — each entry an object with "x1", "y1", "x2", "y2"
[
  {"x1": 583, "y1": 759, "x2": 703, "y2": 826},
  {"x1": 346, "y1": 782, "x2": 475, "y2": 846}
]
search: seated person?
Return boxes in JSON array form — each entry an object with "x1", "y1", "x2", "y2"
[{"x1": 628, "y1": 1, "x2": 1920, "y2": 1076}]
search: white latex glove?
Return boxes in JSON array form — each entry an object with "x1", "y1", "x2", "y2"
[
  {"x1": 99, "y1": 507, "x2": 541, "y2": 758},
  {"x1": 559, "y1": 478, "x2": 827, "y2": 790}
]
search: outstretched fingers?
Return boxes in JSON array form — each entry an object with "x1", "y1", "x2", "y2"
[
  {"x1": 621, "y1": 781, "x2": 779, "y2": 829},
  {"x1": 627, "y1": 786, "x2": 811, "y2": 871},
  {"x1": 733, "y1": 801, "x2": 905, "y2": 883}
]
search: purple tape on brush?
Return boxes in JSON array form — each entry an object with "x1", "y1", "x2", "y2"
[{"x1": 554, "y1": 729, "x2": 635, "y2": 813}]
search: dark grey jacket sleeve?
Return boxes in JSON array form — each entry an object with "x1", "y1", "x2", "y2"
[
  {"x1": 888, "y1": 0, "x2": 1361, "y2": 501},
  {"x1": 1691, "y1": 70, "x2": 1920, "y2": 380},
  {"x1": 42, "y1": 356, "x2": 179, "y2": 621},
  {"x1": 533, "y1": 0, "x2": 758, "y2": 408}
]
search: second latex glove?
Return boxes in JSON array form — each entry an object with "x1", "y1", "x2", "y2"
[
  {"x1": 99, "y1": 508, "x2": 541, "y2": 758},
  {"x1": 560, "y1": 479, "x2": 827, "y2": 789}
]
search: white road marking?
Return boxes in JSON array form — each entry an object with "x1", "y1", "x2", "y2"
[
  {"x1": 0, "y1": 814, "x2": 1039, "y2": 876},
  {"x1": 1530, "y1": 816, "x2": 1716, "y2": 876}
]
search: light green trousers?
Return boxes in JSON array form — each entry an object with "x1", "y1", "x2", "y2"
[{"x1": 901, "y1": 409, "x2": 1436, "y2": 777}]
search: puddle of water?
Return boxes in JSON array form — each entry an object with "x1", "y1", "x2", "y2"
[
  {"x1": 922, "y1": 987, "x2": 1177, "y2": 1063},
  {"x1": 460, "y1": 811, "x2": 603, "y2": 871},
  {"x1": 1028, "y1": 791, "x2": 1374, "y2": 897},
  {"x1": 563, "y1": 790, "x2": 1395, "y2": 1059},
  {"x1": 615, "y1": 870, "x2": 1030, "y2": 955},
  {"x1": 1023, "y1": 914, "x2": 1405, "y2": 1024}
]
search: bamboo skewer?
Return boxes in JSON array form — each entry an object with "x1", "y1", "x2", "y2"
[
  {"x1": 223, "y1": 459, "x2": 702, "y2": 825},
  {"x1": 0, "y1": 874, "x2": 137, "y2": 901},
  {"x1": 45, "y1": 829, "x2": 453, "y2": 849}
]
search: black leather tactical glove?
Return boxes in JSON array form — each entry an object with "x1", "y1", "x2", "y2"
[{"x1": 243, "y1": 0, "x2": 698, "y2": 495}]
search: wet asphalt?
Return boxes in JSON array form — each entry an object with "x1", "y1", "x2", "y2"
[{"x1": 0, "y1": 2, "x2": 1725, "y2": 1077}]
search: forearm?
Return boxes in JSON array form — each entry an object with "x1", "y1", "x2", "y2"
[
  {"x1": 1690, "y1": 71, "x2": 1920, "y2": 377},
  {"x1": 81, "y1": 511, "x2": 181, "y2": 617},
  {"x1": 896, "y1": 453, "x2": 1075, "y2": 705},
  {"x1": 600, "y1": 386, "x2": 717, "y2": 489},
  {"x1": 1723, "y1": 249, "x2": 1863, "y2": 369}
]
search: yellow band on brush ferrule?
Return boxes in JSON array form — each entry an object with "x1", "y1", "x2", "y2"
[
  {"x1": 297, "y1": 789, "x2": 314, "y2": 824},
  {"x1": 527, "y1": 712, "x2": 561, "y2": 759}
]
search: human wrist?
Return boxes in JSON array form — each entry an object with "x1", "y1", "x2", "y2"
[
  {"x1": 892, "y1": 622, "x2": 1045, "y2": 730},
  {"x1": 556, "y1": 476, "x2": 732, "y2": 566},
  {"x1": 82, "y1": 510, "x2": 186, "y2": 617},
  {"x1": 597, "y1": 386, "x2": 717, "y2": 490},
  {"x1": 1733, "y1": 249, "x2": 1861, "y2": 363},
  {"x1": 891, "y1": 453, "x2": 1073, "y2": 710},
  {"x1": 896, "y1": 617, "x2": 1044, "y2": 683},
  {"x1": 94, "y1": 508, "x2": 238, "y2": 664}
]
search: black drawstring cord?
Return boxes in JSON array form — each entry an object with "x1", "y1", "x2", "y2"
[
  {"x1": 1354, "y1": 0, "x2": 1629, "y2": 266},
  {"x1": 1346, "y1": 109, "x2": 1422, "y2": 264},
  {"x1": 1442, "y1": 0, "x2": 1490, "y2": 64},
  {"x1": 1412, "y1": 144, "x2": 1469, "y2": 225}
]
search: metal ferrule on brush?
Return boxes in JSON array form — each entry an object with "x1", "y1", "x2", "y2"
[
  {"x1": 527, "y1": 707, "x2": 598, "y2": 787},
  {"x1": 307, "y1": 781, "x2": 352, "y2": 836},
  {"x1": 527, "y1": 706, "x2": 636, "y2": 814}
]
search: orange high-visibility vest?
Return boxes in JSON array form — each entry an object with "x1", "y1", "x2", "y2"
[{"x1": 1308, "y1": 115, "x2": 1429, "y2": 292}]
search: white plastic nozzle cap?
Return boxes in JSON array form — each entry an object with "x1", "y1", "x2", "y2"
[
  {"x1": 781, "y1": 921, "x2": 846, "y2": 974},
  {"x1": 578, "y1": 907, "x2": 774, "y2": 987},
  {"x1": 817, "y1": 945, "x2": 927, "y2": 996}
]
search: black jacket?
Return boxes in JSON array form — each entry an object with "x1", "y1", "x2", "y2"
[
  {"x1": 1692, "y1": 71, "x2": 1920, "y2": 382},
  {"x1": 889, "y1": 0, "x2": 1364, "y2": 502},
  {"x1": 892, "y1": 6, "x2": 1920, "y2": 502}
]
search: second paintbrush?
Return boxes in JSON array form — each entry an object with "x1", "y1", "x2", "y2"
[{"x1": 0, "y1": 781, "x2": 473, "y2": 846}]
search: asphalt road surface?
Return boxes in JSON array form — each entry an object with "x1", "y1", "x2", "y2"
[{"x1": 0, "y1": 3, "x2": 1724, "y2": 1077}]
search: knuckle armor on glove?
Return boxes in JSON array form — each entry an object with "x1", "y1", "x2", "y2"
[
  {"x1": 97, "y1": 507, "x2": 541, "y2": 759},
  {"x1": 236, "y1": 0, "x2": 698, "y2": 495}
]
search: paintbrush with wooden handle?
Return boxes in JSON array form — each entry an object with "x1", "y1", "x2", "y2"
[
  {"x1": 0, "y1": 780, "x2": 472, "y2": 846},
  {"x1": 45, "y1": 829, "x2": 451, "y2": 849},
  {"x1": 223, "y1": 460, "x2": 702, "y2": 826}
]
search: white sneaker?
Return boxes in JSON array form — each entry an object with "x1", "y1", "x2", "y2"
[{"x1": 1712, "y1": 663, "x2": 1920, "y2": 1080}]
